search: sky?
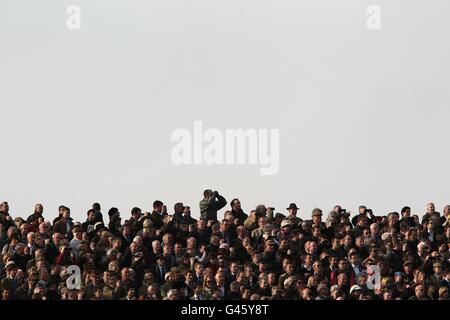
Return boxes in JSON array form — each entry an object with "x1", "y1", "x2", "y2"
[{"x1": 0, "y1": 0, "x2": 449, "y2": 222}]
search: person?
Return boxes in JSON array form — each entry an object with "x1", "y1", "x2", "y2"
[
  {"x1": 199, "y1": 190, "x2": 227, "y2": 222},
  {"x1": 91, "y1": 203, "x2": 104, "y2": 224},
  {"x1": 128, "y1": 207, "x2": 144, "y2": 237},
  {"x1": 422, "y1": 202, "x2": 440, "y2": 225},
  {"x1": 0, "y1": 202, "x2": 14, "y2": 231},
  {"x1": 438, "y1": 286, "x2": 449, "y2": 300},
  {"x1": 27, "y1": 204, "x2": 44, "y2": 224},
  {"x1": 81, "y1": 209, "x2": 97, "y2": 239},
  {"x1": 409, "y1": 284, "x2": 429, "y2": 300},
  {"x1": 150, "y1": 201, "x2": 164, "y2": 230},
  {"x1": 52, "y1": 207, "x2": 73, "y2": 238},
  {"x1": 230, "y1": 199, "x2": 248, "y2": 224},
  {"x1": 108, "y1": 207, "x2": 121, "y2": 236},
  {"x1": 1, "y1": 197, "x2": 449, "y2": 300},
  {"x1": 182, "y1": 206, "x2": 197, "y2": 225},
  {"x1": 351, "y1": 205, "x2": 376, "y2": 227},
  {"x1": 286, "y1": 203, "x2": 302, "y2": 226}
]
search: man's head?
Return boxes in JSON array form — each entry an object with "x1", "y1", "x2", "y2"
[
  {"x1": 304, "y1": 253, "x2": 313, "y2": 266},
  {"x1": 337, "y1": 273, "x2": 348, "y2": 287},
  {"x1": 61, "y1": 207, "x2": 70, "y2": 220},
  {"x1": 52, "y1": 233, "x2": 61, "y2": 245},
  {"x1": 427, "y1": 202, "x2": 435, "y2": 214},
  {"x1": 0, "y1": 201, "x2": 9, "y2": 213},
  {"x1": 215, "y1": 272, "x2": 225, "y2": 286},
  {"x1": 444, "y1": 205, "x2": 450, "y2": 216},
  {"x1": 350, "y1": 252, "x2": 359, "y2": 265},
  {"x1": 338, "y1": 258, "x2": 348, "y2": 271},
  {"x1": 417, "y1": 241, "x2": 429, "y2": 256},
  {"x1": 197, "y1": 219, "x2": 206, "y2": 230},
  {"x1": 131, "y1": 207, "x2": 142, "y2": 219},
  {"x1": 87, "y1": 209, "x2": 96, "y2": 222},
  {"x1": 92, "y1": 203, "x2": 101, "y2": 212},
  {"x1": 401, "y1": 206, "x2": 411, "y2": 217},
  {"x1": 203, "y1": 189, "x2": 213, "y2": 200},
  {"x1": 152, "y1": 240, "x2": 161, "y2": 252},
  {"x1": 174, "y1": 203, "x2": 184, "y2": 214},
  {"x1": 311, "y1": 208, "x2": 323, "y2": 224},
  {"x1": 286, "y1": 203, "x2": 298, "y2": 216},
  {"x1": 34, "y1": 204, "x2": 43, "y2": 214},
  {"x1": 357, "y1": 215, "x2": 368, "y2": 228},
  {"x1": 415, "y1": 284, "x2": 426, "y2": 299},
  {"x1": 258, "y1": 217, "x2": 267, "y2": 229},
  {"x1": 332, "y1": 236, "x2": 342, "y2": 249},
  {"x1": 231, "y1": 199, "x2": 241, "y2": 211},
  {"x1": 369, "y1": 246, "x2": 379, "y2": 258},
  {"x1": 343, "y1": 234, "x2": 353, "y2": 247},
  {"x1": 167, "y1": 289, "x2": 179, "y2": 300},
  {"x1": 153, "y1": 200, "x2": 164, "y2": 213},
  {"x1": 370, "y1": 223, "x2": 379, "y2": 235}
]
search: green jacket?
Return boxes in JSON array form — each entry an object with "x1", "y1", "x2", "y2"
[{"x1": 199, "y1": 194, "x2": 227, "y2": 221}]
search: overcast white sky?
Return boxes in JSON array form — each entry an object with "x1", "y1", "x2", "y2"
[{"x1": 0, "y1": 0, "x2": 449, "y2": 222}]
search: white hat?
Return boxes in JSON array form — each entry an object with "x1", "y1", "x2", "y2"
[{"x1": 350, "y1": 285, "x2": 362, "y2": 294}]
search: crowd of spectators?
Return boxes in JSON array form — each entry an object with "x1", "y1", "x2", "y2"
[{"x1": 0, "y1": 189, "x2": 449, "y2": 300}]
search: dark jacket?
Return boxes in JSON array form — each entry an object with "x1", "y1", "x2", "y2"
[
  {"x1": 231, "y1": 209, "x2": 248, "y2": 224},
  {"x1": 150, "y1": 211, "x2": 164, "y2": 230},
  {"x1": 108, "y1": 213, "x2": 122, "y2": 236},
  {"x1": 199, "y1": 194, "x2": 227, "y2": 221},
  {"x1": 53, "y1": 219, "x2": 74, "y2": 237}
]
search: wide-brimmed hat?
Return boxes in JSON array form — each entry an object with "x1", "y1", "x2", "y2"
[
  {"x1": 350, "y1": 285, "x2": 362, "y2": 294},
  {"x1": 286, "y1": 203, "x2": 299, "y2": 210},
  {"x1": 94, "y1": 222, "x2": 106, "y2": 232},
  {"x1": 280, "y1": 220, "x2": 292, "y2": 228},
  {"x1": 312, "y1": 208, "x2": 323, "y2": 217}
]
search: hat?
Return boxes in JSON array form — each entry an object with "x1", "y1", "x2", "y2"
[
  {"x1": 312, "y1": 208, "x2": 323, "y2": 217},
  {"x1": 156, "y1": 254, "x2": 166, "y2": 261},
  {"x1": 350, "y1": 285, "x2": 362, "y2": 294},
  {"x1": 433, "y1": 262, "x2": 443, "y2": 268},
  {"x1": 263, "y1": 224, "x2": 273, "y2": 233},
  {"x1": 280, "y1": 220, "x2": 292, "y2": 228},
  {"x1": 94, "y1": 222, "x2": 105, "y2": 232},
  {"x1": 79, "y1": 240, "x2": 89, "y2": 245},
  {"x1": 326, "y1": 217, "x2": 337, "y2": 225},
  {"x1": 107, "y1": 248, "x2": 118, "y2": 256},
  {"x1": 286, "y1": 203, "x2": 299, "y2": 210},
  {"x1": 394, "y1": 271, "x2": 403, "y2": 277},
  {"x1": 101, "y1": 230, "x2": 112, "y2": 238},
  {"x1": 219, "y1": 243, "x2": 229, "y2": 249},
  {"x1": 403, "y1": 260, "x2": 413, "y2": 267},
  {"x1": 265, "y1": 239, "x2": 276, "y2": 246},
  {"x1": 5, "y1": 261, "x2": 16, "y2": 270},
  {"x1": 71, "y1": 225, "x2": 81, "y2": 233},
  {"x1": 164, "y1": 272, "x2": 174, "y2": 281},
  {"x1": 275, "y1": 213, "x2": 286, "y2": 219},
  {"x1": 330, "y1": 284, "x2": 339, "y2": 292}
]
